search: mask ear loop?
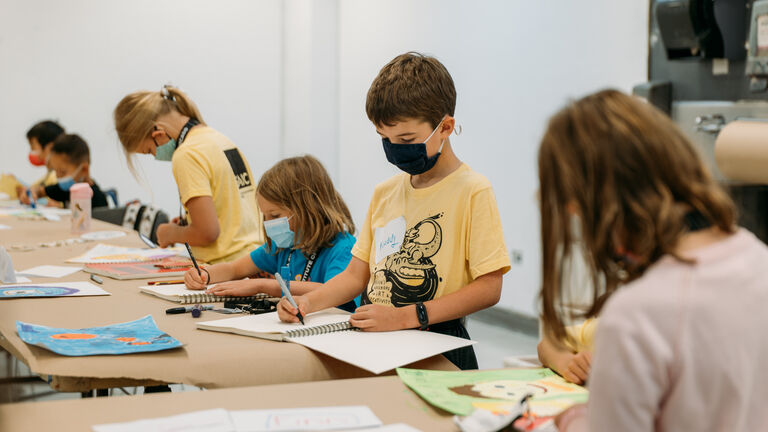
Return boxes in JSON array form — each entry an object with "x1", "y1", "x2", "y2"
[{"x1": 453, "y1": 124, "x2": 463, "y2": 135}]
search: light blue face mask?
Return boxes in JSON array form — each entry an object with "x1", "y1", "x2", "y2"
[
  {"x1": 264, "y1": 216, "x2": 294, "y2": 248},
  {"x1": 154, "y1": 138, "x2": 177, "y2": 162},
  {"x1": 57, "y1": 165, "x2": 83, "y2": 191}
]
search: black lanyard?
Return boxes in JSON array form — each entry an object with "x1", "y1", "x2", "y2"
[
  {"x1": 177, "y1": 118, "x2": 200, "y2": 146},
  {"x1": 684, "y1": 210, "x2": 711, "y2": 232},
  {"x1": 286, "y1": 250, "x2": 318, "y2": 282}
]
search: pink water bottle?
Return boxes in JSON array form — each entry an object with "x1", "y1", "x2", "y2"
[{"x1": 70, "y1": 183, "x2": 92, "y2": 233}]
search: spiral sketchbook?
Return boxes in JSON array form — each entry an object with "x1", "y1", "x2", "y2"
[
  {"x1": 140, "y1": 283, "x2": 271, "y2": 304},
  {"x1": 196, "y1": 309, "x2": 475, "y2": 374}
]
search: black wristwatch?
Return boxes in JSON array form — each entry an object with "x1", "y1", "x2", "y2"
[{"x1": 415, "y1": 302, "x2": 429, "y2": 330}]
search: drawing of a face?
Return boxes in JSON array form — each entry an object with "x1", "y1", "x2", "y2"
[
  {"x1": 451, "y1": 380, "x2": 548, "y2": 401},
  {"x1": 364, "y1": 214, "x2": 443, "y2": 306}
]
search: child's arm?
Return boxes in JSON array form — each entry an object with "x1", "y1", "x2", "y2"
[
  {"x1": 156, "y1": 196, "x2": 220, "y2": 248},
  {"x1": 350, "y1": 268, "x2": 503, "y2": 332},
  {"x1": 208, "y1": 280, "x2": 325, "y2": 298},
  {"x1": 277, "y1": 257, "x2": 370, "y2": 322},
  {"x1": 538, "y1": 326, "x2": 592, "y2": 385}
]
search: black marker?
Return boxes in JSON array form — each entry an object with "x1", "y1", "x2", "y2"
[{"x1": 185, "y1": 242, "x2": 201, "y2": 278}]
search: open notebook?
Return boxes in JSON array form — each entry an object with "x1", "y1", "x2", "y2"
[
  {"x1": 140, "y1": 283, "x2": 271, "y2": 304},
  {"x1": 197, "y1": 309, "x2": 475, "y2": 374}
]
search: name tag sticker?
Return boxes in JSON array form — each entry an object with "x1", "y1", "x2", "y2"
[{"x1": 374, "y1": 216, "x2": 406, "y2": 264}]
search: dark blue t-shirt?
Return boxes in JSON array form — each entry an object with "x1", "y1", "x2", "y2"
[{"x1": 250, "y1": 232, "x2": 359, "y2": 312}]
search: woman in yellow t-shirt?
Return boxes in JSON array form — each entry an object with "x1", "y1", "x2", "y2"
[{"x1": 113, "y1": 86, "x2": 263, "y2": 264}]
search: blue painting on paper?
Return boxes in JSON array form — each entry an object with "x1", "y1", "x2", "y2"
[
  {"x1": 16, "y1": 315, "x2": 183, "y2": 356},
  {"x1": 0, "y1": 286, "x2": 79, "y2": 298}
]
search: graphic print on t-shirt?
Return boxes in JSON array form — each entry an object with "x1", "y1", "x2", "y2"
[
  {"x1": 223, "y1": 148, "x2": 253, "y2": 190},
  {"x1": 362, "y1": 213, "x2": 443, "y2": 307}
]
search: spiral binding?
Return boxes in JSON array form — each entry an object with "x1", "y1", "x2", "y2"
[
  {"x1": 284, "y1": 321, "x2": 357, "y2": 338},
  {"x1": 178, "y1": 293, "x2": 270, "y2": 305}
]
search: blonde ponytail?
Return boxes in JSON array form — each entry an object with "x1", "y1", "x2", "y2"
[
  {"x1": 162, "y1": 86, "x2": 205, "y2": 126},
  {"x1": 113, "y1": 85, "x2": 205, "y2": 174}
]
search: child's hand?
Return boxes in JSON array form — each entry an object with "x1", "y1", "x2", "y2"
[
  {"x1": 206, "y1": 280, "x2": 261, "y2": 297},
  {"x1": 184, "y1": 267, "x2": 209, "y2": 290},
  {"x1": 277, "y1": 296, "x2": 309, "y2": 323},
  {"x1": 349, "y1": 304, "x2": 405, "y2": 332},
  {"x1": 155, "y1": 223, "x2": 175, "y2": 248},
  {"x1": 563, "y1": 351, "x2": 592, "y2": 385},
  {"x1": 18, "y1": 188, "x2": 31, "y2": 205}
]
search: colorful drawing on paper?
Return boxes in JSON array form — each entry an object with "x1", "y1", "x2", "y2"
[
  {"x1": 67, "y1": 244, "x2": 188, "y2": 264},
  {"x1": 0, "y1": 286, "x2": 78, "y2": 298},
  {"x1": 396, "y1": 368, "x2": 588, "y2": 417},
  {"x1": 16, "y1": 315, "x2": 183, "y2": 356},
  {"x1": 0, "y1": 282, "x2": 108, "y2": 299}
]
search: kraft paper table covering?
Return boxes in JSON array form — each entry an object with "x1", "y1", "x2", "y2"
[
  {"x1": 0, "y1": 376, "x2": 458, "y2": 432},
  {"x1": 0, "y1": 217, "x2": 455, "y2": 390}
]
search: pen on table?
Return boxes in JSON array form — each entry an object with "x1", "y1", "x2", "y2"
[
  {"x1": 147, "y1": 280, "x2": 185, "y2": 286},
  {"x1": 165, "y1": 304, "x2": 213, "y2": 317},
  {"x1": 26, "y1": 190, "x2": 36, "y2": 209},
  {"x1": 184, "y1": 242, "x2": 202, "y2": 278},
  {"x1": 89, "y1": 274, "x2": 103, "y2": 284},
  {"x1": 275, "y1": 273, "x2": 304, "y2": 325}
]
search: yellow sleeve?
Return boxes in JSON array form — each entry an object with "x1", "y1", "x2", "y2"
[
  {"x1": 467, "y1": 186, "x2": 511, "y2": 279},
  {"x1": 171, "y1": 148, "x2": 213, "y2": 205},
  {"x1": 351, "y1": 194, "x2": 375, "y2": 264}
]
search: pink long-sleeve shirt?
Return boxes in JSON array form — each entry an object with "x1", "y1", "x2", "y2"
[{"x1": 563, "y1": 229, "x2": 768, "y2": 432}]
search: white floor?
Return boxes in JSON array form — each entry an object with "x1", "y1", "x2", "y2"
[{"x1": 0, "y1": 314, "x2": 539, "y2": 404}]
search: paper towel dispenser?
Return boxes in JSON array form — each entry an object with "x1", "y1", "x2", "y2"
[
  {"x1": 655, "y1": 0, "x2": 747, "y2": 60},
  {"x1": 747, "y1": 1, "x2": 768, "y2": 76}
]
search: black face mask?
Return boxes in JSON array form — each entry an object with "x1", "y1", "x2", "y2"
[{"x1": 381, "y1": 119, "x2": 445, "y2": 175}]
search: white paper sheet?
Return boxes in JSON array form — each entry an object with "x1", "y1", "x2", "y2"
[
  {"x1": 0, "y1": 224, "x2": 10, "y2": 230},
  {"x1": 92, "y1": 408, "x2": 234, "y2": 432},
  {"x1": 288, "y1": 329, "x2": 475, "y2": 375},
  {"x1": 346, "y1": 425, "x2": 422, "y2": 432},
  {"x1": 17, "y1": 265, "x2": 82, "y2": 278},
  {"x1": 230, "y1": 406, "x2": 382, "y2": 431},
  {"x1": 81, "y1": 230, "x2": 128, "y2": 241}
]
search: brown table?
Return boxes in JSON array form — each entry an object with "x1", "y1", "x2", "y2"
[
  {"x1": 0, "y1": 376, "x2": 458, "y2": 431},
  {"x1": 0, "y1": 216, "x2": 455, "y2": 392}
]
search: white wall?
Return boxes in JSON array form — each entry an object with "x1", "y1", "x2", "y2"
[
  {"x1": 0, "y1": 0, "x2": 648, "y2": 318},
  {"x1": 336, "y1": 0, "x2": 649, "y2": 317},
  {"x1": 0, "y1": 0, "x2": 282, "y2": 217}
]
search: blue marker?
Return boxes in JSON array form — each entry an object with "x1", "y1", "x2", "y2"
[
  {"x1": 276, "y1": 273, "x2": 304, "y2": 325},
  {"x1": 26, "y1": 190, "x2": 36, "y2": 209}
]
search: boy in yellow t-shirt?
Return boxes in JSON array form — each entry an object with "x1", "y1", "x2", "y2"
[{"x1": 278, "y1": 52, "x2": 511, "y2": 369}]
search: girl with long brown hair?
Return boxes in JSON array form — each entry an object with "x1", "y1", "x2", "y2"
[
  {"x1": 539, "y1": 90, "x2": 768, "y2": 431},
  {"x1": 184, "y1": 155, "x2": 359, "y2": 312}
]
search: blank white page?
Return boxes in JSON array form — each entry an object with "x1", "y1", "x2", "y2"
[{"x1": 288, "y1": 329, "x2": 475, "y2": 374}]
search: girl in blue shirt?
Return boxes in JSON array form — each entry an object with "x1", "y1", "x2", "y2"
[{"x1": 184, "y1": 155, "x2": 358, "y2": 312}]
